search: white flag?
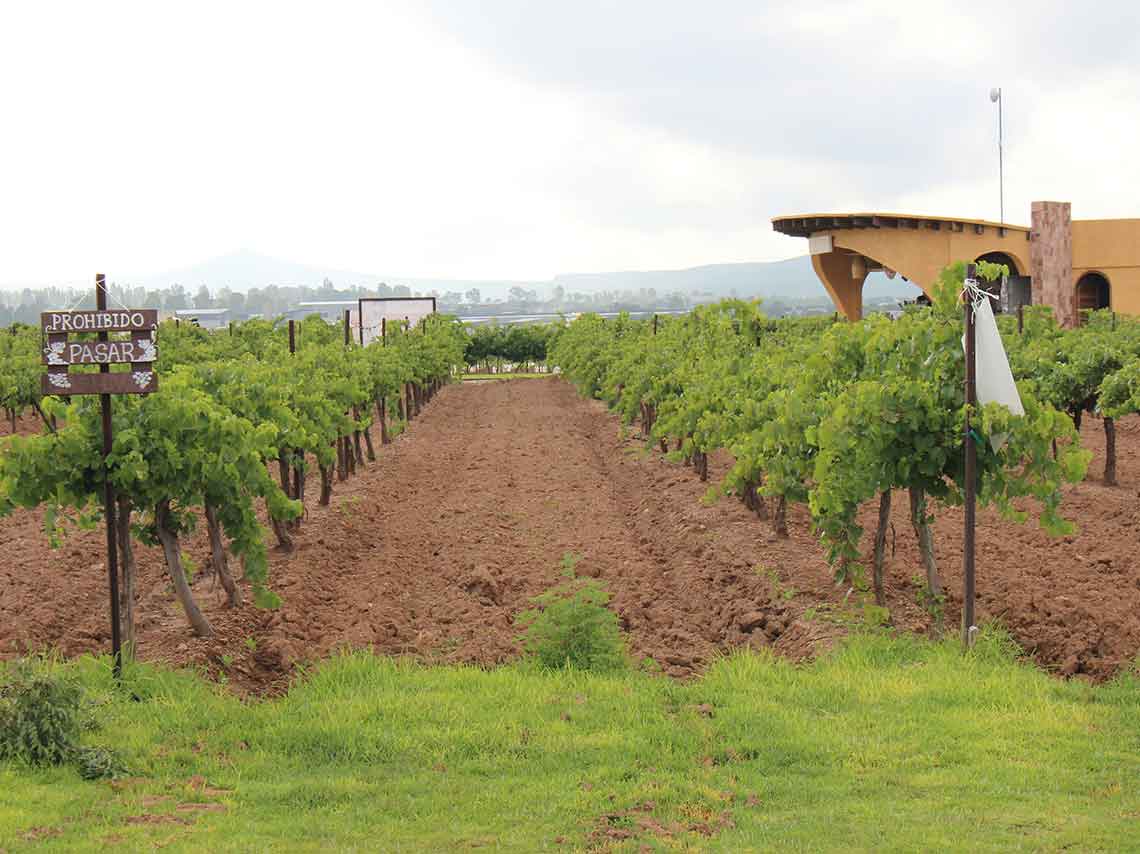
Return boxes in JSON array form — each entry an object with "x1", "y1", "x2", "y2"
[{"x1": 964, "y1": 294, "x2": 1024, "y2": 451}]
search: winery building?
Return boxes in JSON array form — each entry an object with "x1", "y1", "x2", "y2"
[{"x1": 772, "y1": 202, "x2": 1140, "y2": 327}]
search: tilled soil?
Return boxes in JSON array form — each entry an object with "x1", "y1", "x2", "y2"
[{"x1": 1, "y1": 379, "x2": 1138, "y2": 692}]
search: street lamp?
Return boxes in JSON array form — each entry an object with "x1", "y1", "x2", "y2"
[{"x1": 990, "y1": 87, "x2": 1003, "y2": 225}]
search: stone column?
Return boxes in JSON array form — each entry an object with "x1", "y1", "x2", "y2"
[{"x1": 1030, "y1": 201, "x2": 1074, "y2": 328}]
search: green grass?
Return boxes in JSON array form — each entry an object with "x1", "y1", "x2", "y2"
[{"x1": 2, "y1": 632, "x2": 1139, "y2": 852}]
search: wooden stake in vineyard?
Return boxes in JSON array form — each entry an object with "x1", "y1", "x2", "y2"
[
  {"x1": 40, "y1": 274, "x2": 159, "y2": 678},
  {"x1": 962, "y1": 263, "x2": 978, "y2": 651},
  {"x1": 97, "y1": 276, "x2": 123, "y2": 678}
]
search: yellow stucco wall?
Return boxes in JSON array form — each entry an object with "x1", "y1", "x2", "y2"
[
  {"x1": 1072, "y1": 219, "x2": 1140, "y2": 316},
  {"x1": 830, "y1": 227, "x2": 1030, "y2": 289}
]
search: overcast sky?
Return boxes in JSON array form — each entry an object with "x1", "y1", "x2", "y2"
[{"x1": 2, "y1": 0, "x2": 1137, "y2": 288}]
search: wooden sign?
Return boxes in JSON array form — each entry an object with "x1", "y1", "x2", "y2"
[
  {"x1": 42, "y1": 338, "x2": 157, "y2": 366},
  {"x1": 41, "y1": 309, "x2": 158, "y2": 334},
  {"x1": 43, "y1": 371, "x2": 158, "y2": 395},
  {"x1": 40, "y1": 310, "x2": 158, "y2": 396}
]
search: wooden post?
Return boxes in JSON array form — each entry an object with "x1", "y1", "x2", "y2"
[
  {"x1": 96, "y1": 274, "x2": 122, "y2": 679},
  {"x1": 288, "y1": 319, "x2": 295, "y2": 355},
  {"x1": 344, "y1": 309, "x2": 351, "y2": 347},
  {"x1": 652, "y1": 314, "x2": 658, "y2": 335},
  {"x1": 963, "y1": 264, "x2": 978, "y2": 651},
  {"x1": 1017, "y1": 304, "x2": 1024, "y2": 335},
  {"x1": 378, "y1": 396, "x2": 389, "y2": 444}
]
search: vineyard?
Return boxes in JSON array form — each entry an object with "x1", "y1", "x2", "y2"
[
  {"x1": 549, "y1": 261, "x2": 1140, "y2": 677},
  {"x1": 3, "y1": 281, "x2": 1140, "y2": 849},
  {"x1": 1, "y1": 314, "x2": 466, "y2": 669},
  {"x1": 2, "y1": 265, "x2": 1140, "y2": 687}
]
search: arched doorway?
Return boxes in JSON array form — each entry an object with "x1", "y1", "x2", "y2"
[
  {"x1": 1076, "y1": 272, "x2": 1111, "y2": 320},
  {"x1": 973, "y1": 252, "x2": 1023, "y2": 313},
  {"x1": 975, "y1": 251, "x2": 1022, "y2": 276}
]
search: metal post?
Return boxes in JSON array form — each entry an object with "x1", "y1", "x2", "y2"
[
  {"x1": 96, "y1": 274, "x2": 122, "y2": 679},
  {"x1": 1017, "y1": 304, "x2": 1024, "y2": 335},
  {"x1": 963, "y1": 264, "x2": 978, "y2": 650},
  {"x1": 997, "y1": 93, "x2": 1004, "y2": 226},
  {"x1": 288, "y1": 319, "x2": 295, "y2": 354}
]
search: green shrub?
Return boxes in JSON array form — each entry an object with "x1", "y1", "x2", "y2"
[
  {"x1": 516, "y1": 554, "x2": 626, "y2": 672},
  {"x1": 0, "y1": 661, "x2": 83, "y2": 765},
  {"x1": 73, "y1": 745, "x2": 128, "y2": 780}
]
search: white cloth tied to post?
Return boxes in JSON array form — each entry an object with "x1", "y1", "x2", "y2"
[{"x1": 962, "y1": 280, "x2": 1024, "y2": 450}]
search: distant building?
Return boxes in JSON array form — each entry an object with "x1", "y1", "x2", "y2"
[
  {"x1": 287, "y1": 300, "x2": 359, "y2": 324},
  {"x1": 173, "y1": 308, "x2": 231, "y2": 329}
]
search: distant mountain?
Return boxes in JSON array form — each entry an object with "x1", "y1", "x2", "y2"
[
  {"x1": 552, "y1": 257, "x2": 822, "y2": 300},
  {"x1": 120, "y1": 249, "x2": 917, "y2": 302},
  {"x1": 553, "y1": 257, "x2": 920, "y2": 302}
]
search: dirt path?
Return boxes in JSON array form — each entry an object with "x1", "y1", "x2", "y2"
[{"x1": 2, "y1": 379, "x2": 1138, "y2": 691}]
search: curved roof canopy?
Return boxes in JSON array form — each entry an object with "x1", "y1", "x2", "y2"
[{"x1": 772, "y1": 212, "x2": 1029, "y2": 239}]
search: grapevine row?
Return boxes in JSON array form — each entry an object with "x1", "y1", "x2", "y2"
[
  {"x1": 551, "y1": 262, "x2": 1138, "y2": 620},
  {"x1": 0, "y1": 314, "x2": 467, "y2": 648}
]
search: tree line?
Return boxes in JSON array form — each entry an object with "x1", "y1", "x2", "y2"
[{"x1": 0, "y1": 280, "x2": 696, "y2": 327}]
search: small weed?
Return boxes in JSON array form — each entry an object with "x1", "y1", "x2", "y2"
[
  {"x1": 912, "y1": 574, "x2": 946, "y2": 624},
  {"x1": 862, "y1": 603, "x2": 891, "y2": 627},
  {"x1": 73, "y1": 745, "x2": 128, "y2": 780},
  {"x1": 757, "y1": 564, "x2": 796, "y2": 601},
  {"x1": 182, "y1": 553, "x2": 200, "y2": 583},
  {"x1": 638, "y1": 656, "x2": 664, "y2": 675},
  {"x1": 431, "y1": 636, "x2": 463, "y2": 659},
  {"x1": 244, "y1": 636, "x2": 258, "y2": 653},
  {"x1": 516, "y1": 553, "x2": 626, "y2": 673},
  {"x1": 220, "y1": 654, "x2": 235, "y2": 670},
  {"x1": 0, "y1": 660, "x2": 82, "y2": 765},
  {"x1": 0, "y1": 659, "x2": 126, "y2": 779}
]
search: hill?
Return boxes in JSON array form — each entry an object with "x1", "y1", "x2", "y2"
[{"x1": 123, "y1": 250, "x2": 919, "y2": 303}]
